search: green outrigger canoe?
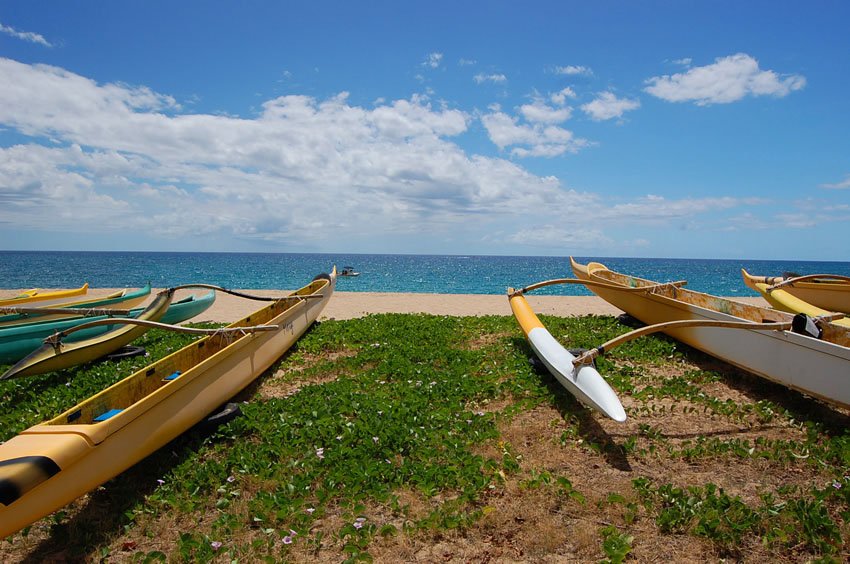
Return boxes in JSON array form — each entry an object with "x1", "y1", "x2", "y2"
[{"x1": 0, "y1": 291, "x2": 215, "y2": 365}]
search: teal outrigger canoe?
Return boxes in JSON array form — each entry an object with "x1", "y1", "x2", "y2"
[{"x1": 0, "y1": 291, "x2": 215, "y2": 365}]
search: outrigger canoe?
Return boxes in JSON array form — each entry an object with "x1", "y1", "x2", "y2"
[
  {"x1": 508, "y1": 289, "x2": 626, "y2": 422},
  {"x1": 742, "y1": 269, "x2": 850, "y2": 316},
  {"x1": 1, "y1": 288, "x2": 178, "y2": 379},
  {"x1": 570, "y1": 257, "x2": 850, "y2": 409},
  {"x1": 0, "y1": 284, "x2": 88, "y2": 307},
  {"x1": 0, "y1": 268, "x2": 335, "y2": 539},
  {"x1": 0, "y1": 290, "x2": 215, "y2": 365},
  {"x1": 0, "y1": 284, "x2": 152, "y2": 327}
]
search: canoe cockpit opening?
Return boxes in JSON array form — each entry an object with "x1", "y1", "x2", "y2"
[{"x1": 43, "y1": 290, "x2": 327, "y2": 428}]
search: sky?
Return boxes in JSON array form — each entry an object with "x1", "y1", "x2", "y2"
[{"x1": 0, "y1": 1, "x2": 848, "y2": 260}]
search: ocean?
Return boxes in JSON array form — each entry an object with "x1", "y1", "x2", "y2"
[{"x1": 2, "y1": 251, "x2": 849, "y2": 297}]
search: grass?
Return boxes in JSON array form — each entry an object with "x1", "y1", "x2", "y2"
[{"x1": 1, "y1": 312, "x2": 849, "y2": 562}]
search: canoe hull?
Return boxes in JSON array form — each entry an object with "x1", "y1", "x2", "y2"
[
  {"x1": 0, "y1": 291, "x2": 215, "y2": 365},
  {"x1": 0, "y1": 273, "x2": 332, "y2": 538},
  {"x1": 742, "y1": 273, "x2": 850, "y2": 314},
  {"x1": 509, "y1": 291, "x2": 626, "y2": 422},
  {"x1": 742, "y1": 270, "x2": 850, "y2": 327},
  {"x1": 570, "y1": 258, "x2": 850, "y2": 409},
  {"x1": 0, "y1": 284, "x2": 151, "y2": 327},
  {"x1": 0, "y1": 284, "x2": 88, "y2": 307}
]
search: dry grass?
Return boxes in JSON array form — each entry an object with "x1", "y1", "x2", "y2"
[{"x1": 2, "y1": 315, "x2": 848, "y2": 563}]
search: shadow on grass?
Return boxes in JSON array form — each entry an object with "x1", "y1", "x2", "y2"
[
  {"x1": 674, "y1": 341, "x2": 850, "y2": 433},
  {"x1": 517, "y1": 339, "x2": 632, "y2": 473},
  {"x1": 11, "y1": 328, "x2": 318, "y2": 563}
]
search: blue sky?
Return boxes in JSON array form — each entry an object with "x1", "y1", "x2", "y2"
[{"x1": 1, "y1": 1, "x2": 848, "y2": 260}]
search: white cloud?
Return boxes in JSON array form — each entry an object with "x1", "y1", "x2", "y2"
[
  {"x1": 550, "y1": 87, "x2": 576, "y2": 106},
  {"x1": 473, "y1": 73, "x2": 507, "y2": 84},
  {"x1": 424, "y1": 52, "x2": 443, "y2": 68},
  {"x1": 507, "y1": 225, "x2": 613, "y2": 249},
  {"x1": 0, "y1": 21, "x2": 52, "y2": 47},
  {"x1": 519, "y1": 99, "x2": 572, "y2": 124},
  {"x1": 581, "y1": 91, "x2": 640, "y2": 121},
  {"x1": 554, "y1": 65, "x2": 592, "y2": 76},
  {"x1": 821, "y1": 175, "x2": 850, "y2": 190},
  {"x1": 644, "y1": 53, "x2": 806, "y2": 105},
  {"x1": 480, "y1": 111, "x2": 588, "y2": 157},
  {"x1": 458, "y1": 58, "x2": 476, "y2": 66},
  {"x1": 0, "y1": 57, "x2": 796, "y2": 253},
  {"x1": 0, "y1": 57, "x2": 598, "y2": 247},
  {"x1": 597, "y1": 194, "x2": 744, "y2": 223}
]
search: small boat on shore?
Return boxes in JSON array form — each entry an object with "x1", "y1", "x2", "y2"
[
  {"x1": 0, "y1": 284, "x2": 88, "y2": 307},
  {"x1": 508, "y1": 288, "x2": 626, "y2": 421},
  {"x1": 742, "y1": 269, "x2": 850, "y2": 328},
  {"x1": 570, "y1": 257, "x2": 850, "y2": 410},
  {"x1": 2, "y1": 288, "x2": 179, "y2": 379},
  {"x1": 0, "y1": 268, "x2": 335, "y2": 539},
  {"x1": 0, "y1": 284, "x2": 152, "y2": 327},
  {"x1": 742, "y1": 270, "x2": 850, "y2": 315},
  {"x1": 0, "y1": 290, "x2": 215, "y2": 365}
]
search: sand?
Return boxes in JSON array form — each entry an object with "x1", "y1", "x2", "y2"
[
  {"x1": 2, "y1": 287, "x2": 770, "y2": 324},
  {"x1": 196, "y1": 290, "x2": 629, "y2": 323}
]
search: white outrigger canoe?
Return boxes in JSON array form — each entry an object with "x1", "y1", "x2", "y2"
[{"x1": 508, "y1": 288, "x2": 626, "y2": 422}]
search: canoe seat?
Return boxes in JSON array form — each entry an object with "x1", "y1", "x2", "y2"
[
  {"x1": 93, "y1": 408, "x2": 123, "y2": 422},
  {"x1": 163, "y1": 370, "x2": 182, "y2": 382}
]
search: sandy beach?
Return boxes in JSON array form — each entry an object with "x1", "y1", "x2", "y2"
[
  {"x1": 7, "y1": 286, "x2": 768, "y2": 324},
  {"x1": 196, "y1": 290, "x2": 632, "y2": 323}
]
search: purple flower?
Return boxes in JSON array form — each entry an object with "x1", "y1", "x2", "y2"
[
  {"x1": 211, "y1": 541, "x2": 222, "y2": 550},
  {"x1": 226, "y1": 475, "x2": 235, "y2": 483},
  {"x1": 282, "y1": 536, "x2": 293, "y2": 545},
  {"x1": 353, "y1": 516, "x2": 366, "y2": 529},
  {"x1": 156, "y1": 479, "x2": 165, "y2": 486},
  {"x1": 316, "y1": 447, "x2": 325, "y2": 459},
  {"x1": 833, "y1": 481, "x2": 842, "y2": 489}
]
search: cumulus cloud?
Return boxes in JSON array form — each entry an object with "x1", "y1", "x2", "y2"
[
  {"x1": 581, "y1": 91, "x2": 640, "y2": 121},
  {"x1": 0, "y1": 21, "x2": 52, "y2": 47},
  {"x1": 0, "y1": 57, "x2": 783, "y2": 253},
  {"x1": 480, "y1": 111, "x2": 588, "y2": 157},
  {"x1": 644, "y1": 53, "x2": 806, "y2": 105},
  {"x1": 0, "y1": 57, "x2": 598, "y2": 249},
  {"x1": 519, "y1": 99, "x2": 572, "y2": 124},
  {"x1": 550, "y1": 87, "x2": 576, "y2": 106}
]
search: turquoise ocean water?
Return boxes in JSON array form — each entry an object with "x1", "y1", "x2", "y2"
[{"x1": 1, "y1": 251, "x2": 849, "y2": 297}]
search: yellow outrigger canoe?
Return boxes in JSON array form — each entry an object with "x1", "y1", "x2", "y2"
[
  {"x1": 571, "y1": 257, "x2": 850, "y2": 410},
  {"x1": 0, "y1": 284, "x2": 88, "y2": 307},
  {"x1": 742, "y1": 269, "x2": 850, "y2": 320},
  {"x1": 0, "y1": 284, "x2": 152, "y2": 328},
  {"x1": 0, "y1": 268, "x2": 335, "y2": 539}
]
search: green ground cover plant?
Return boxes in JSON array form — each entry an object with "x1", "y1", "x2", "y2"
[{"x1": 1, "y1": 313, "x2": 849, "y2": 562}]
